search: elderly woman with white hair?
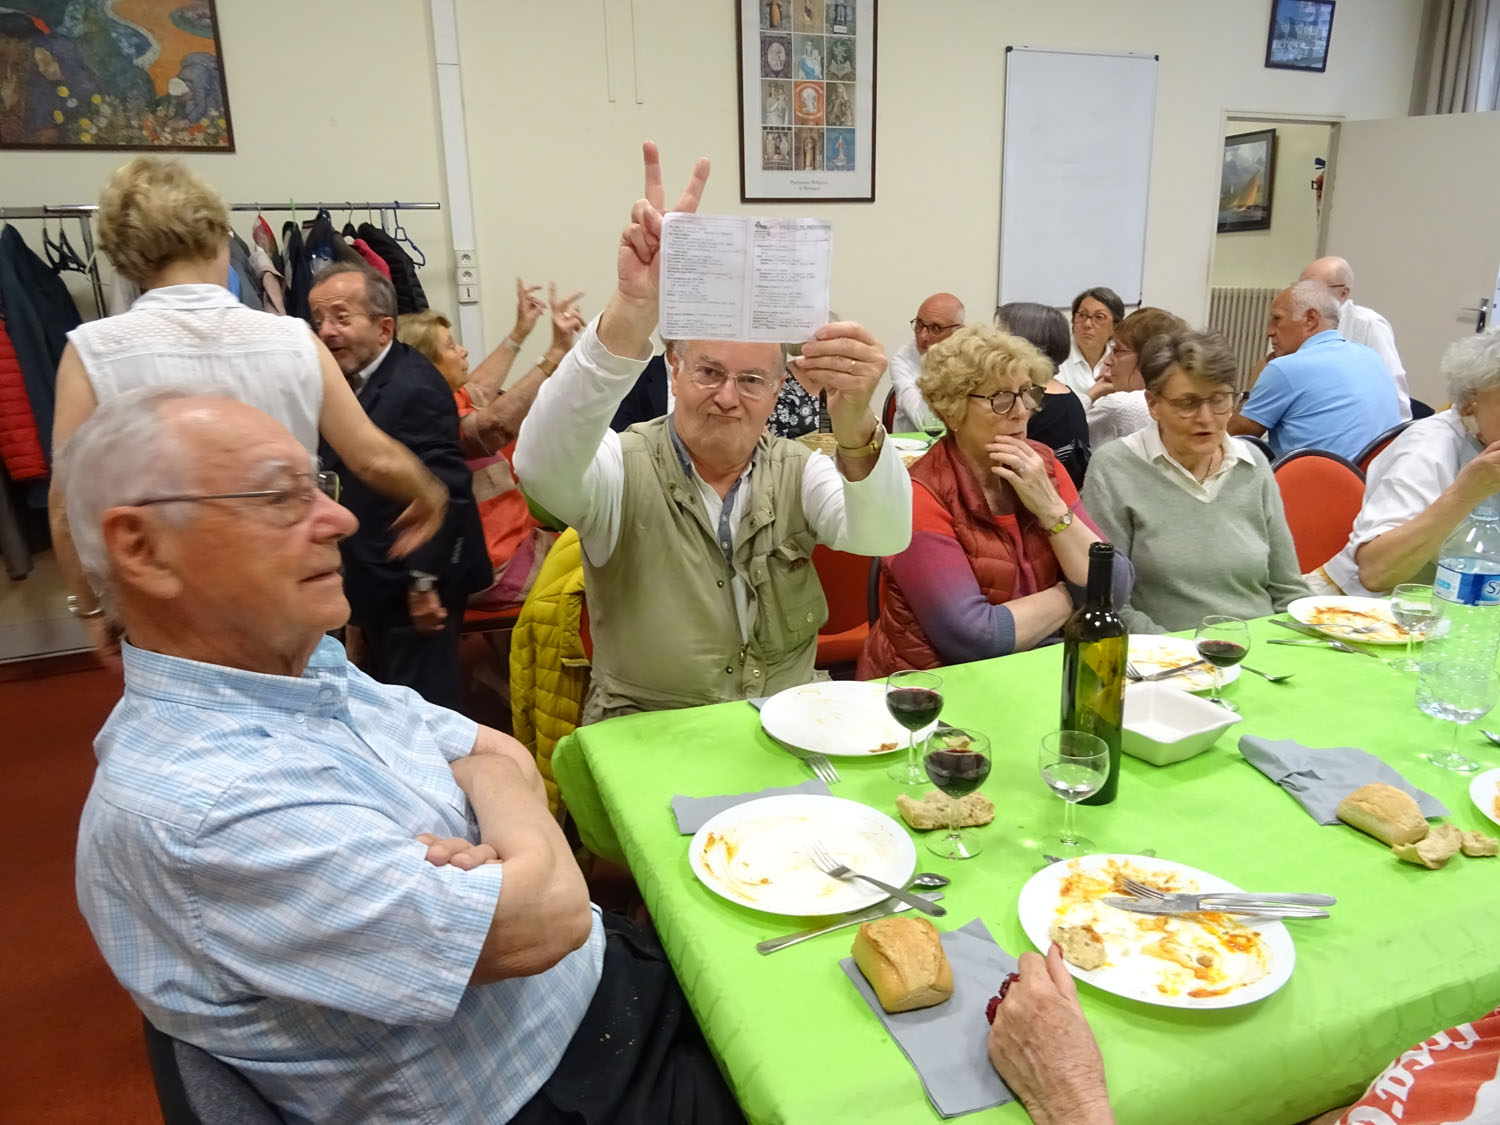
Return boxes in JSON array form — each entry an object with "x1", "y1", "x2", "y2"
[{"x1": 1316, "y1": 329, "x2": 1500, "y2": 596}]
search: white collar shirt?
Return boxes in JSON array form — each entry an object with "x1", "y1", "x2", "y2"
[
  {"x1": 1121, "y1": 423, "x2": 1255, "y2": 503},
  {"x1": 351, "y1": 341, "x2": 394, "y2": 394},
  {"x1": 1338, "y1": 299, "x2": 1412, "y2": 421},
  {"x1": 1056, "y1": 340, "x2": 1111, "y2": 399}
]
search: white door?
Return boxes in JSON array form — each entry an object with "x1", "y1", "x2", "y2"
[{"x1": 1323, "y1": 111, "x2": 1500, "y2": 407}]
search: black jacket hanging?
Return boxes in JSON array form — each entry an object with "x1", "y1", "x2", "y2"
[
  {"x1": 0, "y1": 225, "x2": 82, "y2": 465},
  {"x1": 282, "y1": 222, "x2": 313, "y2": 322},
  {"x1": 355, "y1": 223, "x2": 428, "y2": 315}
]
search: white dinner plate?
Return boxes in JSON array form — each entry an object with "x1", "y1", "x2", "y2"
[
  {"x1": 1469, "y1": 767, "x2": 1500, "y2": 830},
  {"x1": 1287, "y1": 595, "x2": 1407, "y2": 646},
  {"x1": 1016, "y1": 853, "x2": 1295, "y2": 1010},
  {"x1": 1128, "y1": 635, "x2": 1239, "y2": 693},
  {"x1": 688, "y1": 794, "x2": 917, "y2": 916},
  {"x1": 759, "y1": 680, "x2": 938, "y2": 757},
  {"x1": 890, "y1": 437, "x2": 930, "y2": 453}
]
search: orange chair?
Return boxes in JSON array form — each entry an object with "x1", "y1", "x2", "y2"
[
  {"x1": 1354, "y1": 420, "x2": 1413, "y2": 475},
  {"x1": 813, "y1": 545, "x2": 879, "y2": 668},
  {"x1": 1272, "y1": 449, "x2": 1366, "y2": 573},
  {"x1": 460, "y1": 602, "x2": 523, "y2": 634}
]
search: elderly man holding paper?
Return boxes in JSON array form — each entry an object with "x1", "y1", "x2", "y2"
[{"x1": 514, "y1": 142, "x2": 912, "y2": 723}]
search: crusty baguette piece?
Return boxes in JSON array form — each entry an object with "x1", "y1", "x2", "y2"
[
  {"x1": 895, "y1": 791, "x2": 995, "y2": 830},
  {"x1": 851, "y1": 915, "x2": 953, "y2": 1013},
  {"x1": 1337, "y1": 783, "x2": 1429, "y2": 847},
  {"x1": 1392, "y1": 822, "x2": 1463, "y2": 869}
]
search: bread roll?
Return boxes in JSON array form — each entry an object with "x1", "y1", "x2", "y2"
[
  {"x1": 1392, "y1": 822, "x2": 1463, "y2": 869},
  {"x1": 896, "y1": 791, "x2": 995, "y2": 830},
  {"x1": 1337, "y1": 783, "x2": 1429, "y2": 846},
  {"x1": 851, "y1": 916, "x2": 953, "y2": 1013}
]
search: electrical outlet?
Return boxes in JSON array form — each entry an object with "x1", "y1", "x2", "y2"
[
  {"x1": 458, "y1": 283, "x2": 479, "y2": 304},
  {"x1": 455, "y1": 249, "x2": 479, "y2": 269}
]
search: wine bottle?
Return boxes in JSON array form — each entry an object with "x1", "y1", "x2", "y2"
[{"x1": 1061, "y1": 541, "x2": 1127, "y2": 806}]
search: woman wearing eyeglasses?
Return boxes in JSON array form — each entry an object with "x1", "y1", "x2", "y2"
[
  {"x1": 1080, "y1": 330, "x2": 1306, "y2": 633},
  {"x1": 1083, "y1": 307, "x2": 1188, "y2": 449},
  {"x1": 860, "y1": 324, "x2": 1132, "y2": 677}
]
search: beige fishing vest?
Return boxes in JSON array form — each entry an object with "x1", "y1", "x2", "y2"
[{"x1": 580, "y1": 418, "x2": 827, "y2": 723}]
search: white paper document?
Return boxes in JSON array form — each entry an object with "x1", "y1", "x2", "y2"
[{"x1": 659, "y1": 213, "x2": 832, "y2": 342}]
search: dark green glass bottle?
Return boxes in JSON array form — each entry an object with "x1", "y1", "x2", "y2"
[{"x1": 1061, "y1": 542, "x2": 1127, "y2": 805}]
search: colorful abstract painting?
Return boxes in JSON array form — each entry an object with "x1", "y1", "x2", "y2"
[{"x1": 0, "y1": 1, "x2": 233, "y2": 150}]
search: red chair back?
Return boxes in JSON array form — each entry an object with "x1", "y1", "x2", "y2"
[
  {"x1": 881, "y1": 389, "x2": 896, "y2": 434},
  {"x1": 1272, "y1": 450, "x2": 1366, "y2": 573},
  {"x1": 812, "y1": 545, "x2": 875, "y2": 667},
  {"x1": 1354, "y1": 420, "x2": 1413, "y2": 475}
]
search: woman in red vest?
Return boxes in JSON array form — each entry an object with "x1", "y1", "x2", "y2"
[{"x1": 860, "y1": 324, "x2": 1132, "y2": 676}]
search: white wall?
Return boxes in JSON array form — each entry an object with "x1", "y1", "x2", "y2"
[
  {"x1": 1211, "y1": 119, "x2": 1332, "y2": 290},
  {"x1": 5, "y1": 0, "x2": 456, "y2": 318},
  {"x1": 455, "y1": 0, "x2": 1422, "y2": 378}
]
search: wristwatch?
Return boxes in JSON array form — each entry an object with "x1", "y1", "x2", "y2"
[
  {"x1": 1046, "y1": 510, "x2": 1075, "y2": 536},
  {"x1": 408, "y1": 572, "x2": 438, "y2": 595},
  {"x1": 66, "y1": 594, "x2": 106, "y2": 619},
  {"x1": 836, "y1": 422, "x2": 886, "y2": 459}
]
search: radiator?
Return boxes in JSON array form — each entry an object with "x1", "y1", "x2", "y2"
[{"x1": 1207, "y1": 287, "x2": 1276, "y2": 390}]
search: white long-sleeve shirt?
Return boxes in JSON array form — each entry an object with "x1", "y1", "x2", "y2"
[
  {"x1": 514, "y1": 320, "x2": 912, "y2": 634},
  {"x1": 888, "y1": 339, "x2": 938, "y2": 433},
  {"x1": 1339, "y1": 299, "x2": 1412, "y2": 421}
]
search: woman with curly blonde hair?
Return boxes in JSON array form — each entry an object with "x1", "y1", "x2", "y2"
[{"x1": 860, "y1": 324, "x2": 1131, "y2": 677}]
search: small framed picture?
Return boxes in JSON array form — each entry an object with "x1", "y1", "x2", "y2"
[
  {"x1": 1218, "y1": 129, "x2": 1277, "y2": 234},
  {"x1": 737, "y1": 0, "x2": 877, "y2": 202},
  {"x1": 1264, "y1": 0, "x2": 1335, "y2": 73}
]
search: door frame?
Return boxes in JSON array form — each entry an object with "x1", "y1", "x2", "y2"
[{"x1": 1202, "y1": 108, "x2": 1344, "y2": 321}]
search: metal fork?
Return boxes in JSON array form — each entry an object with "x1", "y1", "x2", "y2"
[
  {"x1": 805, "y1": 839, "x2": 946, "y2": 916},
  {"x1": 1119, "y1": 876, "x2": 1333, "y2": 911},
  {"x1": 793, "y1": 751, "x2": 839, "y2": 785}
]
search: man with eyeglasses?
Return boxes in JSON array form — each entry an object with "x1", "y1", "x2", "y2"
[
  {"x1": 65, "y1": 389, "x2": 744, "y2": 1124},
  {"x1": 1228, "y1": 280, "x2": 1402, "y2": 463},
  {"x1": 888, "y1": 293, "x2": 965, "y2": 433},
  {"x1": 515, "y1": 142, "x2": 912, "y2": 722},
  {"x1": 309, "y1": 263, "x2": 491, "y2": 710}
]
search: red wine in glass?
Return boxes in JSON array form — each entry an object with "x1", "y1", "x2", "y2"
[
  {"x1": 923, "y1": 745, "x2": 993, "y2": 798},
  {"x1": 1196, "y1": 639, "x2": 1247, "y2": 669},
  {"x1": 885, "y1": 686, "x2": 944, "y2": 731}
]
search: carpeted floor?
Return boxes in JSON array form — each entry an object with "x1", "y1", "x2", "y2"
[{"x1": 0, "y1": 658, "x2": 160, "y2": 1123}]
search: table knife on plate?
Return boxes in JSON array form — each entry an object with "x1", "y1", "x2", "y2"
[
  {"x1": 1101, "y1": 895, "x2": 1330, "y2": 919},
  {"x1": 756, "y1": 891, "x2": 945, "y2": 954},
  {"x1": 1269, "y1": 619, "x2": 1382, "y2": 658}
]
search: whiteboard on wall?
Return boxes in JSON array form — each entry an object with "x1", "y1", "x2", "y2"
[{"x1": 998, "y1": 46, "x2": 1158, "y2": 309}]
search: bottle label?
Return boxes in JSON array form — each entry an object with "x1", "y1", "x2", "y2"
[{"x1": 1434, "y1": 565, "x2": 1500, "y2": 607}]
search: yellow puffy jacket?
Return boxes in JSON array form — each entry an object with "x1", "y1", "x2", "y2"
[{"x1": 509, "y1": 528, "x2": 590, "y2": 817}]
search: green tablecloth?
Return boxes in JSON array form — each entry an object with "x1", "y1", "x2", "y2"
[{"x1": 553, "y1": 618, "x2": 1500, "y2": 1124}]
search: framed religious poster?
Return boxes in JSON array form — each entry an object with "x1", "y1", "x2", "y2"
[{"x1": 737, "y1": 0, "x2": 876, "y2": 202}]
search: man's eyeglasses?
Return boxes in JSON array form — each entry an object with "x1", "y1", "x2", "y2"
[
  {"x1": 135, "y1": 470, "x2": 341, "y2": 528},
  {"x1": 969, "y1": 386, "x2": 1047, "y2": 415},
  {"x1": 310, "y1": 310, "x2": 379, "y2": 331},
  {"x1": 1073, "y1": 310, "x2": 1113, "y2": 327},
  {"x1": 686, "y1": 363, "x2": 780, "y2": 400},
  {"x1": 911, "y1": 318, "x2": 960, "y2": 335},
  {"x1": 1154, "y1": 390, "x2": 1246, "y2": 417}
]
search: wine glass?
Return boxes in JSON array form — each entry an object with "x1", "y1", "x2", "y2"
[
  {"x1": 1390, "y1": 584, "x2": 1439, "y2": 672},
  {"x1": 923, "y1": 726, "x2": 992, "y2": 860},
  {"x1": 1195, "y1": 615, "x2": 1251, "y2": 711},
  {"x1": 921, "y1": 416, "x2": 946, "y2": 445},
  {"x1": 1038, "y1": 730, "x2": 1110, "y2": 858},
  {"x1": 885, "y1": 670, "x2": 943, "y2": 784},
  {"x1": 1415, "y1": 662, "x2": 1498, "y2": 772}
]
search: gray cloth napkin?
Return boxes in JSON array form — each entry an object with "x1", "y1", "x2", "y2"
[
  {"x1": 671, "y1": 779, "x2": 831, "y2": 834},
  {"x1": 1238, "y1": 736, "x2": 1449, "y2": 824},
  {"x1": 839, "y1": 918, "x2": 1017, "y2": 1118}
]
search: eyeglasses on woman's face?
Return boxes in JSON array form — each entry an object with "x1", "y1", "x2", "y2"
[
  {"x1": 968, "y1": 385, "x2": 1047, "y2": 415},
  {"x1": 1153, "y1": 390, "x2": 1246, "y2": 417}
]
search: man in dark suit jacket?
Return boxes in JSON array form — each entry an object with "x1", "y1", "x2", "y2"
[{"x1": 309, "y1": 263, "x2": 490, "y2": 709}]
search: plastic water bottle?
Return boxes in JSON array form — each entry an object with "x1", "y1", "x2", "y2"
[{"x1": 1426, "y1": 503, "x2": 1500, "y2": 674}]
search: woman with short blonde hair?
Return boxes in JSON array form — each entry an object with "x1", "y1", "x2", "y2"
[
  {"x1": 860, "y1": 323, "x2": 1131, "y2": 676},
  {"x1": 96, "y1": 157, "x2": 231, "y2": 287}
]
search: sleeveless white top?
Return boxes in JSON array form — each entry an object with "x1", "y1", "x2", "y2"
[{"x1": 68, "y1": 284, "x2": 323, "y2": 454}]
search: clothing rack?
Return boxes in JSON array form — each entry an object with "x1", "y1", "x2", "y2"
[{"x1": 0, "y1": 204, "x2": 107, "y2": 317}]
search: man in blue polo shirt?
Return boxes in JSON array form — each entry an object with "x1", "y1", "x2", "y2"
[{"x1": 1230, "y1": 280, "x2": 1401, "y2": 462}]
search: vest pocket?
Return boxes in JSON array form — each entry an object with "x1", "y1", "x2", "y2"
[{"x1": 751, "y1": 531, "x2": 826, "y2": 657}]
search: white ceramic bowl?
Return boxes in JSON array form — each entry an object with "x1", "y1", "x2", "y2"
[{"x1": 1121, "y1": 682, "x2": 1243, "y2": 766}]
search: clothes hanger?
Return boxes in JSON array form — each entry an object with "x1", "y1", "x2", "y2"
[
  {"x1": 389, "y1": 202, "x2": 426, "y2": 267},
  {"x1": 44, "y1": 216, "x2": 90, "y2": 275}
]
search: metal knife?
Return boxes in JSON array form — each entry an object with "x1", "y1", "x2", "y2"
[
  {"x1": 756, "y1": 891, "x2": 945, "y2": 954},
  {"x1": 1268, "y1": 619, "x2": 1382, "y2": 659},
  {"x1": 1131, "y1": 658, "x2": 1210, "y2": 682}
]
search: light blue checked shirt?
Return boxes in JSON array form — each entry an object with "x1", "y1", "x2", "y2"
[{"x1": 76, "y1": 636, "x2": 605, "y2": 1124}]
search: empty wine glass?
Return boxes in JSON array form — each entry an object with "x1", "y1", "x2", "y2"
[
  {"x1": 923, "y1": 727, "x2": 992, "y2": 860},
  {"x1": 1416, "y1": 662, "x2": 1498, "y2": 772},
  {"x1": 885, "y1": 670, "x2": 943, "y2": 784},
  {"x1": 1038, "y1": 730, "x2": 1110, "y2": 858},
  {"x1": 1390, "y1": 584, "x2": 1439, "y2": 673},
  {"x1": 1195, "y1": 615, "x2": 1251, "y2": 711}
]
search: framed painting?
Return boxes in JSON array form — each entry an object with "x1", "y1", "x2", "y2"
[
  {"x1": 1218, "y1": 129, "x2": 1277, "y2": 234},
  {"x1": 1264, "y1": 0, "x2": 1335, "y2": 73},
  {"x1": 0, "y1": 1, "x2": 234, "y2": 151},
  {"x1": 737, "y1": 0, "x2": 876, "y2": 202}
]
